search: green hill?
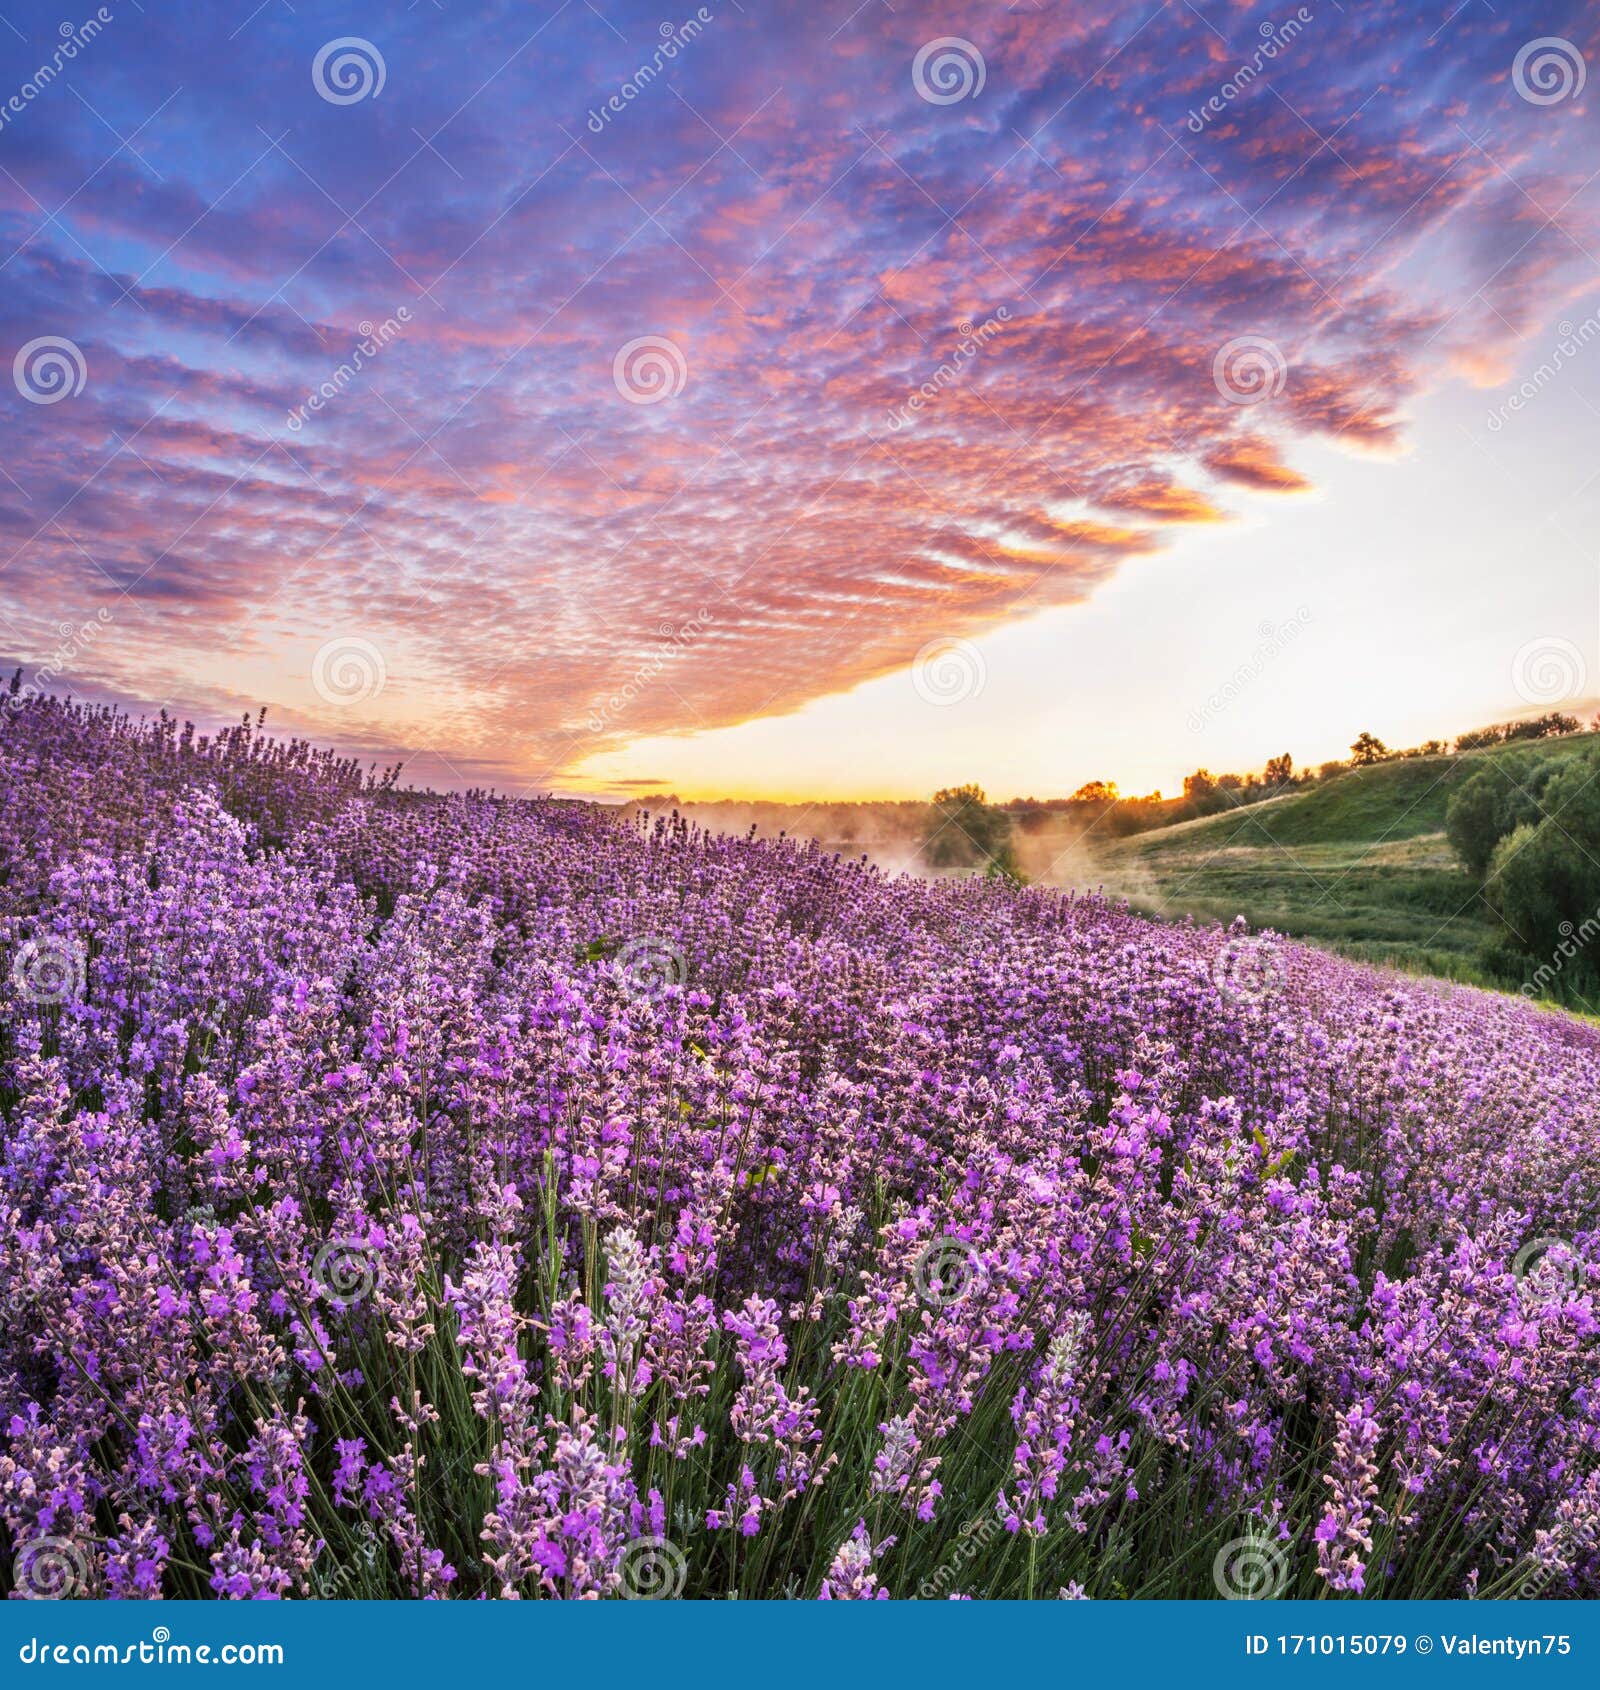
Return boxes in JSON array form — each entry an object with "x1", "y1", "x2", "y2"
[{"x1": 1090, "y1": 732, "x2": 1600, "y2": 999}]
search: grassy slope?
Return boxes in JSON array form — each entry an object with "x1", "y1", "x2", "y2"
[{"x1": 1090, "y1": 732, "x2": 1600, "y2": 990}]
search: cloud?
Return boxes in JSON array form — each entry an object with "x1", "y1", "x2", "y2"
[
  {"x1": 0, "y1": 0, "x2": 1593, "y2": 781},
  {"x1": 1203, "y1": 439, "x2": 1315, "y2": 494},
  {"x1": 1097, "y1": 479, "x2": 1228, "y2": 523}
]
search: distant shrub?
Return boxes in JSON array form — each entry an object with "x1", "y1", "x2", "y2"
[
  {"x1": 1506, "y1": 711, "x2": 1580, "y2": 743},
  {"x1": 1447, "y1": 769, "x2": 1517, "y2": 877},
  {"x1": 1483, "y1": 823, "x2": 1540, "y2": 920},
  {"x1": 924, "y1": 784, "x2": 1023, "y2": 880},
  {"x1": 1483, "y1": 752, "x2": 1600, "y2": 964},
  {"x1": 1350, "y1": 732, "x2": 1390, "y2": 766},
  {"x1": 1445, "y1": 757, "x2": 1564, "y2": 878},
  {"x1": 1456, "y1": 712, "x2": 1580, "y2": 752}
]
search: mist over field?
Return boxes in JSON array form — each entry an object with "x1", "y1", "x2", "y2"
[{"x1": 630, "y1": 800, "x2": 1112, "y2": 890}]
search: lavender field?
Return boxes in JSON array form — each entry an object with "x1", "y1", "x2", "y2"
[{"x1": 1, "y1": 693, "x2": 1597, "y2": 1601}]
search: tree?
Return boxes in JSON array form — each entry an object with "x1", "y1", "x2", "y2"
[
  {"x1": 1183, "y1": 769, "x2": 1216, "y2": 799},
  {"x1": 1485, "y1": 754, "x2": 1600, "y2": 971},
  {"x1": 1458, "y1": 713, "x2": 1579, "y2": 753},
  {"x1": 1505, "y1": 711, "x2": 1579, "y2": 744},
  {"x1": 1070, "y1": 779, "x2": 1119, "y2": 804},
  {"x1": 1446, "y1": 770, "x2": 1504, "y2": 878},
  {"x1": 1445, "y1": 757, "x2": 1563, "y2": 879},
  {"x1": 1350, "y1": 732, "x2": 1389, "y2": 766},
  {"x1": 1263, "y1": 753, "x2": 1293, "y2": 787},
  {"x1": 923, "y1": 785, "x2": 1022, "y2": 879},
  {"x1": 1447, "y1": 768, "x2": 1516, "y2": 877},
  {"x1": 1480, "y1": 757, "x2": 1600, "y2": 1000}
]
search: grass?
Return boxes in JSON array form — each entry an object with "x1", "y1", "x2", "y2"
[{"x1": 1087, "y1": 733, "x2": 1600, "y2": 1004}]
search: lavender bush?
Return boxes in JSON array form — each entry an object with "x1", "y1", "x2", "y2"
[{"x1": 1, "y1": 692, "x2": 1597, "y2": 1600}]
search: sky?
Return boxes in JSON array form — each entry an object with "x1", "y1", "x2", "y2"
[{"x1": 1, "y1": 0, "x2": 1598, "y2": 801}]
